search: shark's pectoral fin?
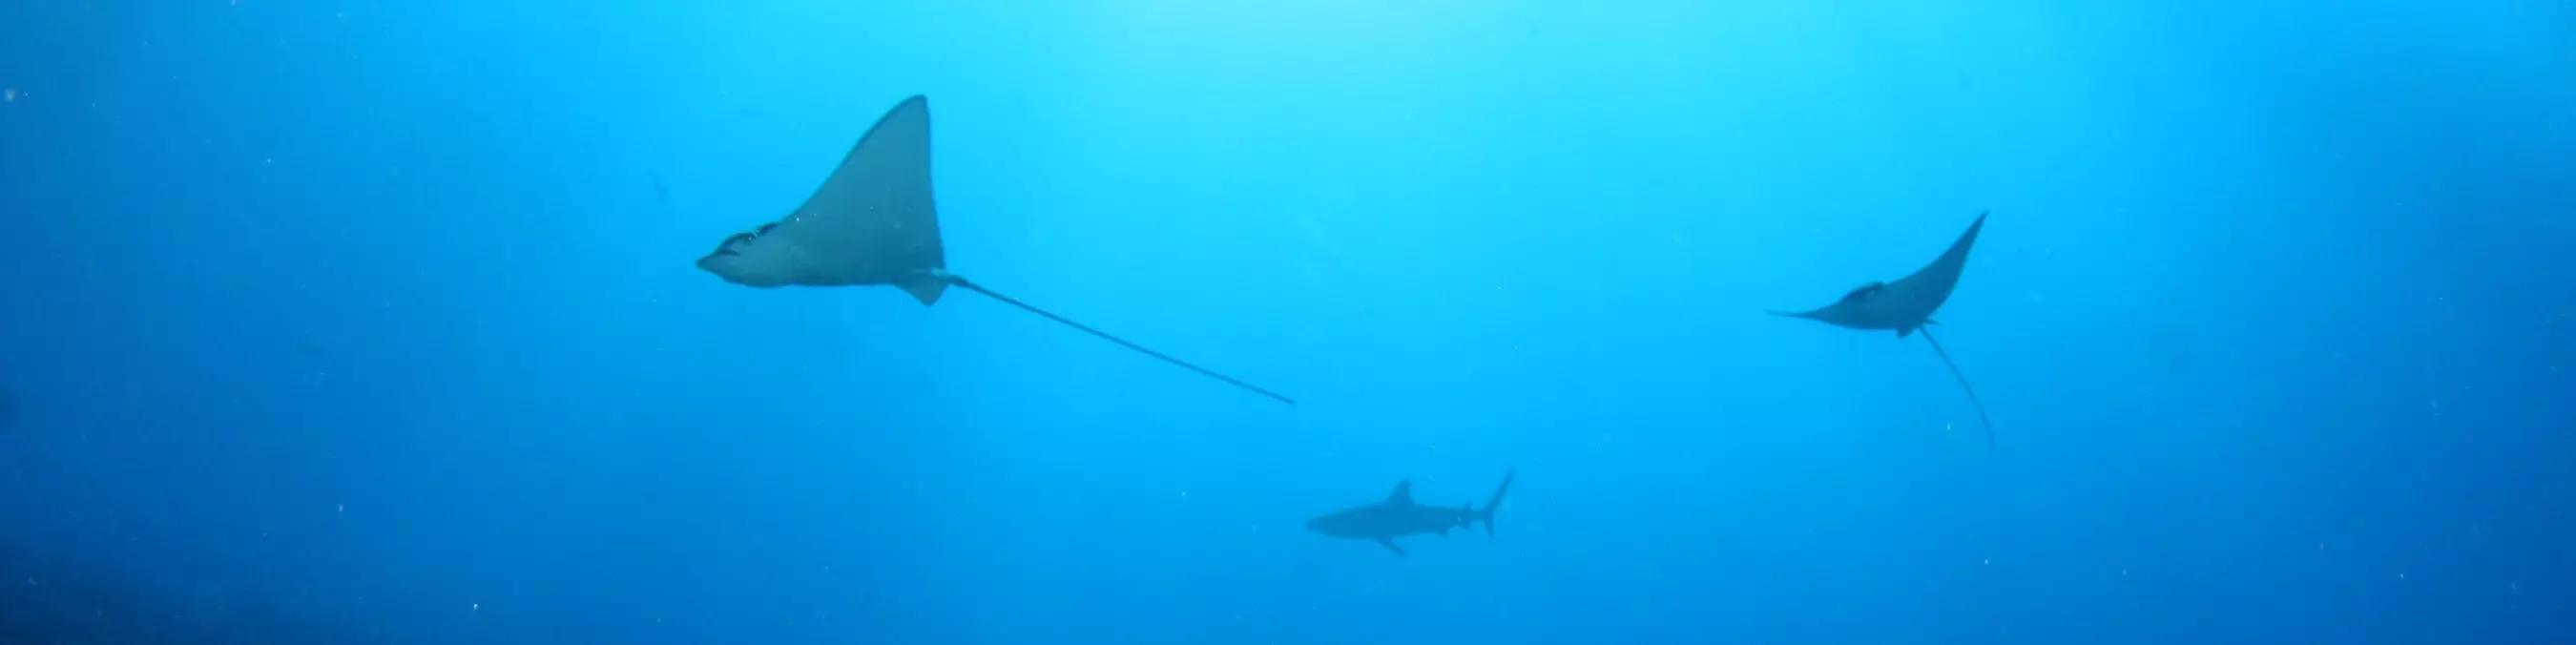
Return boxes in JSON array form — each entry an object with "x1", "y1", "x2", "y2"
[{"x1": 1376, "y1": 537, "x2": 1406, "y2": 555}]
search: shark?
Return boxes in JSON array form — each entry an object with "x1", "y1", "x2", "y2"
[
  {"x1": 1773, "y1": 212, "x2": 1998, "y2": 450},
  {"x1": 695, "y1": 94, "x2": 1295, "y2": 405},
  {"x1": 1306, "y1": 470, "x2": 1515, "y2": 555}
]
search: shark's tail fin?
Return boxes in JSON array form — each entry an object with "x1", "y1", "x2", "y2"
[{"x1": 1478, "y1": 470, "x2": 1516, "y2": 537}]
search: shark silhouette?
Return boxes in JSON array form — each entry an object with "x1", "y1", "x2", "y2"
[
  {"x1": 695, "y1": 94, "x2": 1294, "y2": 405},
  {"x1": 1306, "y1": 471, "x2": 1515, "y2": 555},
  {"x1": 1774, "y1": 212, "x2": 1997, "y2": 450}
]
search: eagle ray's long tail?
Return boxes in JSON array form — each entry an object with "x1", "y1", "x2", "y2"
[
  {"x1": 1919, "y1": 328, "x2": 1997, "y2": 452},
  {"x1": 946, "y1": 276, "x2": 1298, "y2": 405}
]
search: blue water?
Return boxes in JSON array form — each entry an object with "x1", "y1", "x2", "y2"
[{"x1": 4, "y1": 2, "x2": 2573, "y2": 644}]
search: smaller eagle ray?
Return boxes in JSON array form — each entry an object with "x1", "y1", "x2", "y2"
[
  {"x1": 1772, "y1": 212, "x2": 1997, "y2": 450},
  {"x1": 696, "y1": 94, "x2": 1294, "y2": 405}
]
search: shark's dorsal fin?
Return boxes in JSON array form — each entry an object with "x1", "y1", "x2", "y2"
[{"x1": 1385, "y1": 481, "x2": 1413, "y2": 506}]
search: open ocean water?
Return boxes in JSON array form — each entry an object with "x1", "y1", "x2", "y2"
[{"x1": 2, "y1": 2, "x2": 2572, "y2": 644}]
